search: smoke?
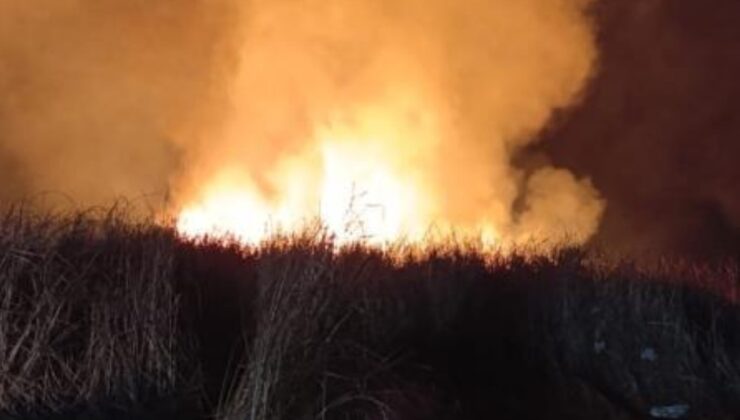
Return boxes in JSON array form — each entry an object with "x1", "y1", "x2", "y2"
[
  {"x1": 515, "y1": 168, "x2": 603, "y2": 244},
  {"x1": 0, "y1": 0, "x2": 606, "y2": 245},
  {"x1": 172, "y1": 0, "x2": 605, "y2": 244},
  {"x1": 4, "y1": 0, "x2": 734, "y2": 255},
  {"x1": 0, "y1": 1, "x2": 239, "y2": 207},
  {"x1": 537, "y1": 0, "x2": 740, "y2": 256}
]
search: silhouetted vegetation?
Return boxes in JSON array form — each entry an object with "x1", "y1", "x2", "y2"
[{"x1": 0, "y1": 208, "x2": 738, "y2": 419}]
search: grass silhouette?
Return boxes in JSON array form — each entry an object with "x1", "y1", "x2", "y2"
[{"x1": 0, "y1": 207, "x2": 738, "y2": 419}]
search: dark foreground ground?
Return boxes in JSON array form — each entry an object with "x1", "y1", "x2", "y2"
[{"x1": 0, "y1": 209, "x2": 739, "y2": 420}]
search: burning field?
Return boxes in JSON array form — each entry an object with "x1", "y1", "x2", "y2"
[
  {"x1": 0, "y1": 0, "x2": 739, "y2": 418},
  {"x1": 0, "y1": 0, "x2": 606, "y2": 248},
  {"x1": 145, "y1": 0, "x2": 607, "y2": 249}
]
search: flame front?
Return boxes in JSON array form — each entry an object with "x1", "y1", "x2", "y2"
[
  {"x1": 177, "y1": 93, "x2": 501, "y2": 246},
  {"x1": 172, "y1": 0, "x2": 606, "y2": 249}
]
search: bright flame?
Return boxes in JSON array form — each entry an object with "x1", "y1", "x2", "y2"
[
  {"x1": 176, "y1": 94, "x2": 502, "y2": 246},
  {"x1": 317, "y1": 140, "x2": 420, "y2": 244},
  {"x1": 176, "y1": 170, "x2": 274, "y2": 243},
  {"x1": 172, "y1": 0, "x2": 606, "y2": 249}
]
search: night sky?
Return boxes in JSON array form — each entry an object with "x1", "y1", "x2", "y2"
[{"x1": 531, "y1": 0, "x2": 740, "y2": 257}]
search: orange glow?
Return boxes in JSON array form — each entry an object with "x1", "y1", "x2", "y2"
[
  {"x1": 172, "y1": 0, "x2": 605, "y2": 249},
  {"x1": 176, "y1": 94, "x2": 504, "y2": 247}
]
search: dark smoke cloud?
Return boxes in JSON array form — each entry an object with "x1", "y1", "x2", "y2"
[{"x1": 533, "y1": 0, "x2": 740, "y2": 257}]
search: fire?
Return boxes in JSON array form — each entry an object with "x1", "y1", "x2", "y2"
[
  {"x1": 172, "y1": 0, "x2": 606, "y2": 249},
  {"x1": 317, "y1": 139, "x2": 423, "y2": 244},
  {"x1": 176, "y1": 96, "x2": 501, "y2": 247}
]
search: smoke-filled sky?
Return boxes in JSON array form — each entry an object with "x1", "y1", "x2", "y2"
[
  {"x1": 0, "y1": 1, "x2": 238, "y2": 204},
  {"x1": 0, "y1": 0, "x2": 738, "y2": 256}
]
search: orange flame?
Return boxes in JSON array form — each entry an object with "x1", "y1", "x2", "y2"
[
  {"x1": 176, "y1": 92, "x2": 502, "y2": 247},
  {"x1": 172, "y1": 0, "x2": 605, "y2": 249}
]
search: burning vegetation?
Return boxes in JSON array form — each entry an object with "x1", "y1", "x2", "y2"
[
  {"x1": 0, "y1": 0, "x2": 739, "y2": 419},
  {"x1": 0, "y1": 0, "x2": 604, "y2": 247},
  {"x1": 171, "y1": 0, "x2": 604, "y2": 247}
]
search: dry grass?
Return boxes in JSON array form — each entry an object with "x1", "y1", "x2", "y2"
[
  {"x1": 0, "y1": 207, "x2": 737, "y2": 419},
  {"x1": 0, "y1": 206, "x2": 184, "y2": 417}
]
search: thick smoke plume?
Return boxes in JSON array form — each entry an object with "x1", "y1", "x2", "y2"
[
  {"x1": 0, "y1": 0, "x2": 605, "y2": 245},
  {"x1": 0, "y1": 1, "x2": 239, "y2": 206},
  {"x1": 173, "y1": 0, "x2": 605, "y2": 245}
]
